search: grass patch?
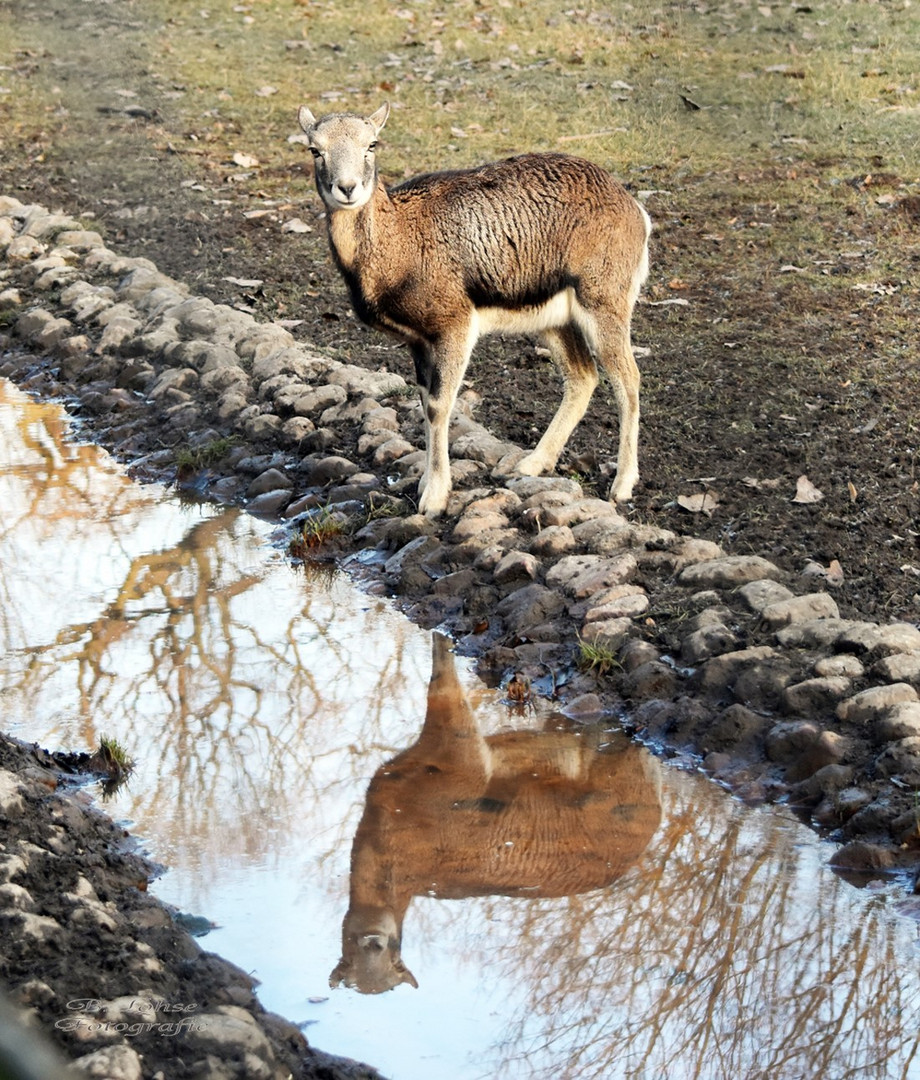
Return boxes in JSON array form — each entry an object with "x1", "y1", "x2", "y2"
[
  {"x1": 577, "y1": 635, "x2": 621, "y2": 678},
  {"x1": 288, "y1": 507, "x2": 353, "y2": 557},
  {"x1": 174, "y1": 436, "x2": 240, "y2": 471}
]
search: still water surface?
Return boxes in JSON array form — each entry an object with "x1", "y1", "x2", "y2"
[{"x1": 2, "y1": 378, "x2": 920, "y2": 1080}]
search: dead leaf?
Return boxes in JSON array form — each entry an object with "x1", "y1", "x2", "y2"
[
  {"x1": 848, "y1": 481, "x2": 858, "y2": 502},
  {"x1": 803, "y1": 559, "x2": 845, "y2": 586},
  {"x1": 223, "y1": 276, "x2": 263, "y2": 289},
  {"x1": 281, "y1": 218, "x2": 312, "y2": 234},
  {"x1": 677, "y1": 491, "x2": 720, "y2": 516},
  {"x1": 792, "y1": 475, "x2": 824, "y2": 504}
]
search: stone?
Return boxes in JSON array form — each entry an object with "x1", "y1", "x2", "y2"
[
  {"x1": 814, "y1": 654, "x2": 864, "y2": 679},
  {"x1": 450, "y1": 511, "x2": 511, "y2": 543},
  {"x1": 872, "y1": 652, "x2": 920, "y2": 686},
  {"x1": 584, "y1": 592, "x2": 649, "y2": 623},
  {"x1": 493, "y1": 550, "x2": 540, "y2": 584},
  {"x1": 697, "y1": 645, "x2": 778, "y2": 695},
  {"x1": 875, "y1": 702, "x2": 920, "y2": 741},
  {"x1": 775, "y1": 618, "x2": 865, "y2": 650},
  {"x1": 529, "y1": 525, "x2": 576, "y2": 558},
  {"x1": 625, "y1": 660, "x2": 678, "y2": 701},
  {"x1": 678, "y1": 555, "x2": 783, "y2": 589},
  {"x1": 829, "y1": 841, "x2": 897, "y2": 873},
  {"x1": 292, "y1": 385, "x2": 347, "y2": 416},
  {"x1": 244, "y1": 414, "x2": 283, "y2": 441},
  {"x1": 619, "y1": 638, "x2": 660, "y2": 673},
  {"x1": 540, "y1": 498, "x2": 622, "y2": 528},
  {"x1": 505, "y1": 476, "x2": 583, "y2": 499},
  {"x1": 836, "y1": 683, "x2": 918, "y2": 724},
  {"x1": 837, "y1": 621, "x2": 920, "y2": 658},
  {"x1": 704, "y1": 704, "x2": 771, "y2": 752},
  {"x1": 545, "y1": 553, "x2": 637, "y2": 597},
  {"x1": 495, "y1": 583, "x2": 566, "y2": 635},
  {"x1": 581, "y1": 617, "x2": 632, "y2": 653},
  {"x1": 782, "y1": 676, "x2": 852, "y2": 715},
  {"x1": 301, "y1": 455, "x2": 358, "y2": 485},
  {"x1": 874, "y1": 737, "x2": 920, "y2": 783},
  {"x1": 247, "y1": 468, "x2": 293, "y2": 497},
  {"x1": 681, "y1": 623, "x2": 739, "y2": 664},
  {"x1": 71, "y1": 1044, "x2": 143, "y2": 1080},
  {"x1": 372, "y1": 437, "x2": 416, "y2": 466},
  {"x1": 760, "y1": 592, "x2": 840, "y2": 630}
]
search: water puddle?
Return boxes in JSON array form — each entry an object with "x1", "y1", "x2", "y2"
[{"x1": 2, "y1": 378, "x2": 920, "y2": 1080}]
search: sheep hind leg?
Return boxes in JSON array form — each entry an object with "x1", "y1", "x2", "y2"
[
  {"x1": 594, "y1": 316, "x2": 640, "y2": 503},
  {"x1": 514, "y1": 325, "x2": 598, "y2": 478}
]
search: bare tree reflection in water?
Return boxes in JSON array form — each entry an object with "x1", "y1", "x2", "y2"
[{"x1": 332, "y1": 632, "x2": 662, "y2": 994}]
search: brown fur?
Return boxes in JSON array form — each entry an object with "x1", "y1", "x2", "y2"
[
  {"x1": 298, "y1": 105, "x2": 651, "y2": 516},
  {"x1": 330, "y1": 633, "x2": 662, "y2": 993}
]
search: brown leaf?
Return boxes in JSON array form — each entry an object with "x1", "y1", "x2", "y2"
[
  {"x1": 677, "y1": 491, "x2": 720, "y2": 516},
  {"x1": 792, "y1": 475, "x2": 824, "y2": 503}
]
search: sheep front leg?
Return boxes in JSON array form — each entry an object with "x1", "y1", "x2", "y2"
[{"x1": 414, "y1": 328, "x2": 475, "y2": 516}]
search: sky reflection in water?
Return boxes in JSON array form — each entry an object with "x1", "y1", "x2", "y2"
[{"x1": 2, "y1": 379, "x2": 919, "y2": 1080}]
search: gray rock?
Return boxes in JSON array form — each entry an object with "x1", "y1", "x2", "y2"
[
  {"x1": 775, "y1": 618, "x2": 866, "y2": 650},
  {"x1": 873, "y1": 737, "x2": 920, "y2": 783},
  {"x1": 545, "y1": 553, "x2": 637, "y2": 598},
  {"x1": 495, "y1": 583, "x2": 566, "y2": 635},
  {"x1": 875, "y1": 702, "x2": 920, "y2": 741},
  {"x1": 697, "y1": 645, "x2": 779, "y2": 694},
  {"x1": 760, "y1": 592, "x2": 840, "y2": 630},
  {"x1": 872, "y1": 652, "x2": 920, "y2": 685},
  {"x1": 541, "y1": 498, "x2": 622, "y2": 528},
  {"x1": 625, "y1": 660, "x2": 678, "y2": 700},
  {"x1": 782, "y1": 676, "x2": 852, "y2": 716},
  {"x1": 292, "y1": 384, "x2": 347, "y2": 416},
  {"x1": 247, "y1": 469, "x2": 293, "y2": 497},
  {"x1": 681, "y1": 623, "x2": 738, "y2": 664},
  {"x1": 300, "y1": 455, "x2": 358, "y2": 485},
  {"x1": 678, "y1": 555, "x2": 783, "y2": 589},
  {"x1": 582, "y1": 617, "x2": 632, "y2": 653},
  {"x1": 836, "y1": 683, "x2": 919, "y2": 723},
  {"x1": 244, "y1": 414, "x2": 283, "y2": 441},
  {"x1": 493, "y1": 550, "x2": 540, "y2": 584},
  {"x1": 838, "y1": 621, "x2": 920, "y2": 658},
  {"x1": 529, "y1": 525, "x2": 576, "y2": 558},
  {"x1": 71, "y1": 1044, "x2": 143, "y2": 1080},
  {"x1": 736, "y1": 578, "x2": 796, "y2": 613},
  {"x1": 814, "y1": 654, "x2": 865, "y2": 679}
]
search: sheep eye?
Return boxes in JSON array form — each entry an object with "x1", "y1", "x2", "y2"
[
  {"x1": 309, "y1": 147, "x2": 322, "y2": 159},
  {"x1": 368, "y1": 142, "x2": 378, "y2": 152}
]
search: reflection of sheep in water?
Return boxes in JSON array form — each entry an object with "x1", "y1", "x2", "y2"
[{"x1": 331, "y1": 633, "x2": 663, "y2": 994}]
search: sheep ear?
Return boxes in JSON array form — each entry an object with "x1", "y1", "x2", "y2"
[
  {"x1": 369, "y1": 102, "x2": 390, "y2": 134},
  {"x1": 298, "y1": 106, "x2": 317, "y2": 135},
  {"x1": 329, "y1": 958, "x2": 348, "y2": 988}
]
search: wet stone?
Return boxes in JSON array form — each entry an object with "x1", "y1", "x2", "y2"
[{"x1": 681, "y1": 623, "x2": 739, "y2": 664}]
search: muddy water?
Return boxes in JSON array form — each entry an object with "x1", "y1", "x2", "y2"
[{"x1": 2, "y1": 378, "x2": 920, "y2": 1080}]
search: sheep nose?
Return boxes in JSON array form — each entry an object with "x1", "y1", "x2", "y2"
[{"x1": 336, "y1": 182, "x2": 357, "y2": 200}]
